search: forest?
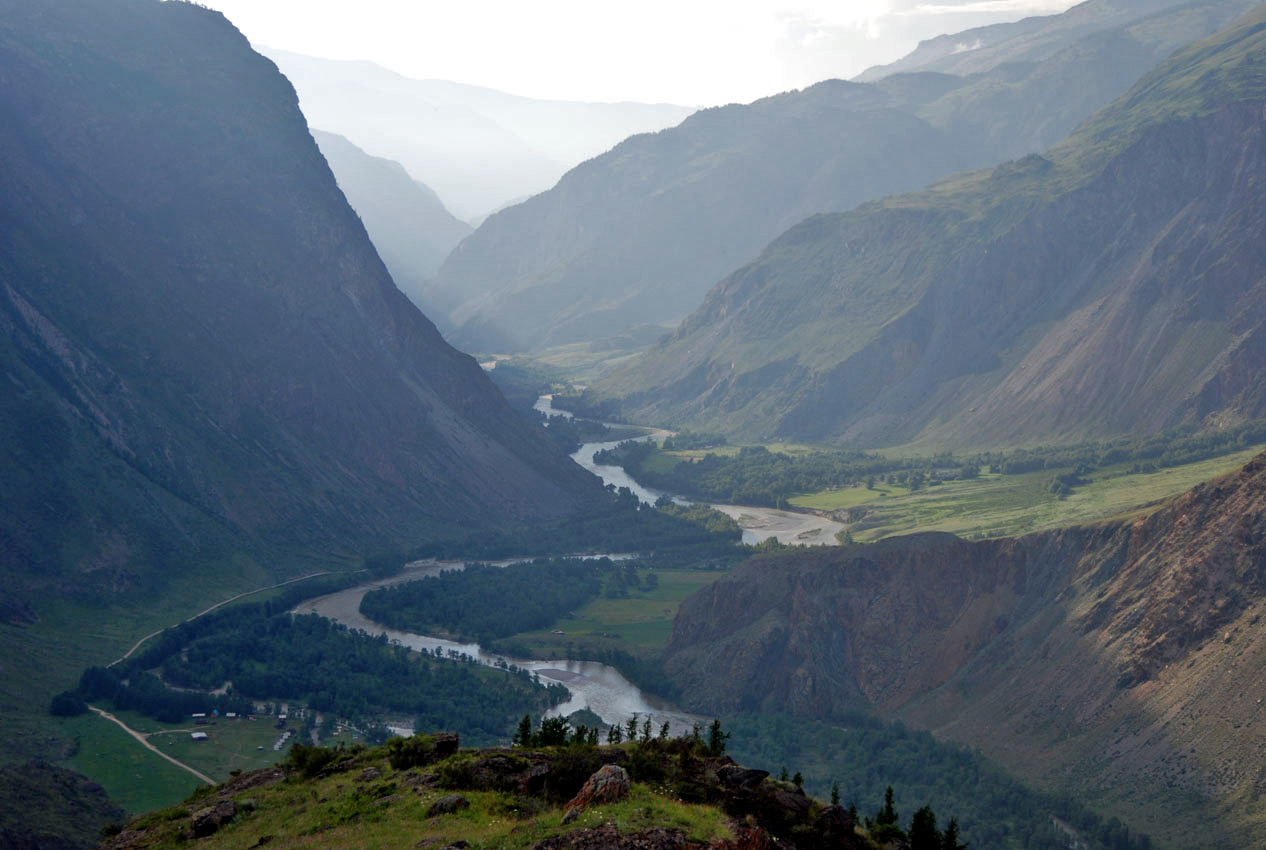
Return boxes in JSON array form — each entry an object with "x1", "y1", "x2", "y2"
[
  {"x1": 725, "y1": 713, "x2": 1153, "y2": 850},
  {"x1": 51, "y1": 601, "x2": 569, "y2": 745},
  {"x1": 360, "y1": 556, "x2": 667, "y2": 644}
]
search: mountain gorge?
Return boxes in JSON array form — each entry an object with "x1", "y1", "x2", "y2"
[
  {"x1": 431, "y1": 0, "x2": 1253, "y2": 353},
  {"x1": 604, "y1": 4, "x2": 1266, "y2": 449},
  {"x1": 0, "y1": 0, "x2": 602, "y2": 612},
  {"x1": 262, "y1": 49, "x2": 695, "y2": 222},
  {"x1": 664, "y1": 451, "x2": 1266, "y2": 846},
  {"x1": 312, "y1": 131, "x2": 471, "y2": 313}
]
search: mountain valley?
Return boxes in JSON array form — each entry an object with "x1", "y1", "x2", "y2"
[
  {"x1": 602, "y1": 4, "x2": 1266, "y2": 449},
  {"x1": 431, "y1": 0, "x2": 1254, "y2": 354}
]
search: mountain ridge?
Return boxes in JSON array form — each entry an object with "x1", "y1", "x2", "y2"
[
  {"x1": 601, "y1": 3, "x2": 1266, "y2": 449},
  {"x1": 431, "y1": 0, "x2": 1253, "y2": 354}
]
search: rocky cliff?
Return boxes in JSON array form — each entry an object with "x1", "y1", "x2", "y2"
[
  {"x1": 0, "y1": 0, "x2": 603, "y2": 603},
  {"x1": 664, "y1": 452, "x2": 1266, "y2": 845},
  {"x1": 605, "y1": 4, "x2": 1266, "y2": 448}
]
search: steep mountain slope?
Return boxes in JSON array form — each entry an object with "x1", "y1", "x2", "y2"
[
  {"x1": 312, "y1": 131, "x2": 471, "y2": 311},
  {"x1": 605, "y1": 4, "x2": 1266, "y2": 448},
  {"x1": 0, "y1": 0, "x2": 603, "y2": 606},
  {"x1": 263, "y1": 49, "x2": 694, "y2": 221},
  {"x1": 664, "y1": 452, "x2": 1266, "y2": 846},
  {"x1": 856, "y1": 0, "x2": 1198, "y2": 80},
  {"x1": 432, "y1": 0, "x2": 1250, "y2": 353}
]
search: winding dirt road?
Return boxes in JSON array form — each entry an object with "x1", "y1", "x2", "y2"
[
  {"x1": 88, "y1": 706, "x2": 215, "y2": 785},
  {"x1": 110, "y1": 571, "x2": 333, "y2": 667}
]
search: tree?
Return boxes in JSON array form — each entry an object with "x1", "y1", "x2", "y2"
[
  {"x1": 831, "y1": 781, "x2": 840, "y2": 806},
  {"x1": 641, "y1": 718, "x2": 652, "y2": 743},
  {"x1": 941, "y1": 818, "x2": 967, "y2": 850},
  {"x1": 659, "y1": 721, "x2": 671, "y2": 739},
  {"x1": 513, "y1": 714, "x2": 533, "y2": 747},
  {"x1": 909, "y1": 805, "x2": 939, "y2": 850},
  {"x1": 626, "y1": 717, "x2": 639, "y2": 741},
  {"x1": 706, "y1": 719, "x2": 730, "y2": 756},
  {"x1": 792, "y1": 771, "x2": 804, "y2": 789},
  {"x1": 607, "y1": 724, "x2": 623, "y2": 744},
  {"x1": 876, "y1": 786, "x2": 898, "y2": 825}
]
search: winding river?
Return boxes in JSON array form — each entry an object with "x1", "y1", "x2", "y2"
[
  {"x1": 293, "y1": 559, "x2": 701, "y2": 734},
  {"x1": 292, "y1": 396, "x2": 841, "y2": 735},
  {"x1": 541, "y1": 394, "x2": 846, "y2": 546}
]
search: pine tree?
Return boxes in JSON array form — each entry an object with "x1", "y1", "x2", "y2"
[
  {"x1": 941, "y1": 817, "x2": 967, "y2": 850},
  {"x1": 706, "y1": 718, "x2": 730, "y2": 756},
  {"x1": 908, "y1": 805, "x2": 939, "y2": 850},
  {"x1": 512, "y1": 714, "x2": 533, "y2": 748},
  {"x1": 607, "y1": 724, "x2": 622, "y2": 744},
  {"x1": 659, "y1": 721, "x2": 670, "y2": 739},
  {"x1": 877, "y1": 786, "x2": 898, "y2": 826},
  {"x1": 792, "y1": 771, "x2": 804, "y2": 789},
  {"x1": 641, "y1": 718, "x2": 652, "y2": 742},
  {"x1": 831, "y1": 781, "x2": 840, "y2": 806},
  {"x1": 626, "y1": 717, "x2": 639, "y2": 741}
]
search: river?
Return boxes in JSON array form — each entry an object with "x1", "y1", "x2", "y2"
[
  {"x1": 292, "y1": 397, "x2": 840, "y2": 736},
  {"x1": 293, "y1": 558, "x2": 702, "y2": 735},
  {"x1": 539, "y1": 394, "x2": 846, "y2": 546}
]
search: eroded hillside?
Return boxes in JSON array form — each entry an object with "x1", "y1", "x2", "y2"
[{"x1": 664, "y1": 452, "x2": 1266, "y2": 845}]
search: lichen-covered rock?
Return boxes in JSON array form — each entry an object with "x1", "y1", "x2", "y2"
[
  {"x1": 189, "y1": 799, "x2": 236, "y2": 837},
  {"x1": 563, "y1": 764, "x2": 630, "y2": 815},
  {"x1": 426, "y1": 795, "x2": 470, "y2": 817}
]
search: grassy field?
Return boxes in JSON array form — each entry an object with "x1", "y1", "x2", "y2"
[
  {"x1": 504, "y1": 568, "x2": 728, "y2": 658},
  {"x1": 787, "y1": 481, "x2": 908, "y2": 511},
  {"x1": 54, "y1": 711, "x2": 206, "y2": 815},
  {"x1": 789, "y1": 446, "x2": 1266, "y2": 541},
  {"x1": 152, "y1": 717, "x2": 290, "y2": 780},
  {"x1": 0, "y1": 561, "x2": 349, "y2": 818}
]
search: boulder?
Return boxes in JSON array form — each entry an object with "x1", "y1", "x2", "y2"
[
  {"x1": 190, "y1": 799, "x2": 236, "y2": 837},
  {"x1": 432, "y1": 733, "x2": 460, "y2": 760},
  {"x1": 564, "y1": 764, "x2": 631, "y2": 815},
  {"x1": 716, "y1": 766, "x2": 768, "y2": 789},
  {"x1": 426, "y1": 794, "x2": 470, "y2": 817}
]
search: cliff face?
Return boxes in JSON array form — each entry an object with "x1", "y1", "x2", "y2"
[
  {"x1": 665, "y1": 453, "x2": 1266, "y2": 844},
  {"x1": 0, "y1": 0, "x2": 603, "y2": 602},
  {"x1": 605, "y1": 6, "x2": 1266, "y2": 448}
]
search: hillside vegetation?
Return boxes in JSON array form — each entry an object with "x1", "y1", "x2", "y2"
[
  {"x1": 664, "y1": 450, "x2": 1266, "y2": 846},
  {"x1": 604, "y1": 4, "x2": 1266, "y2": 449},
  {"x1": 431, "y1": 0, "x2": 1252, "y2": 352}
]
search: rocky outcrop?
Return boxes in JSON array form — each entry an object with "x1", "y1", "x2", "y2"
[
  {"x1": 189, "y1": 801, "x2": 236, "y2": 838},
  {"x1": 665, "y1": 452, "x2": 1266, "y2": 845},
  {"x1": 563, "y1": 764, "x2": 630, "y2": 821},
  {"x1": 426, "y1": 795, "x2": 470, "y2": 817}
]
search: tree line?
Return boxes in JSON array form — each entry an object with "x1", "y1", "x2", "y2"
[{"x1": 725, "y1": 712, "x2": 1154, "y2": 850}]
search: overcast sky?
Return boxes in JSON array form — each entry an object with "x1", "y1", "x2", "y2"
[{"x1": 198, "y1": 0, "x2": 1079, "y2": 106}]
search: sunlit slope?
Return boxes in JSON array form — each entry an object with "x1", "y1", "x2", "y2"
[{"x1": 605, "y1": 4, "x2": 1266, "y2": 449}]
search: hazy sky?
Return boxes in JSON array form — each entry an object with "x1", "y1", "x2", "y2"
[{"x1": 198, "y1": 0, "x2": 1079, "y2": 106}]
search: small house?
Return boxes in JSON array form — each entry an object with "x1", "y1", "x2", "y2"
[{"x1": 191, "y1": 732, "x2": 208, "y2": 741}]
